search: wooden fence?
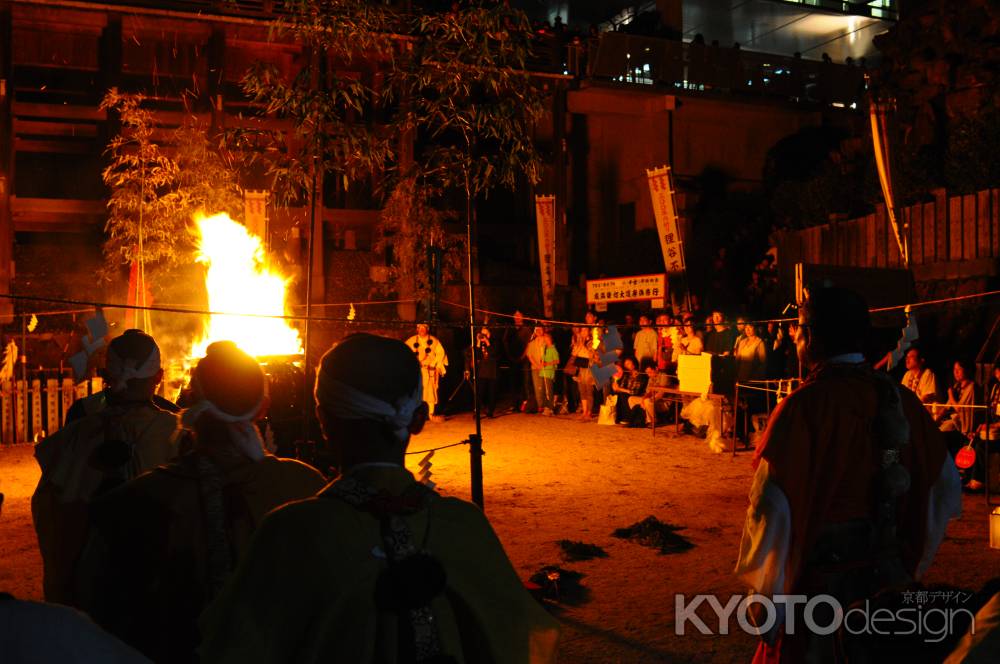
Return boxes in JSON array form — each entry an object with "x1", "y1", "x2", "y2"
[
  {"x1": 0, "y1": 377, "x2": 102, "y2": 444},
  {"x1": 774, "y1": 187, "x2": 1000, "y2": 270}
]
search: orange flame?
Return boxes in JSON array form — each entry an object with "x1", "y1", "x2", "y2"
[{"x1": 190, "y1": 212, "x2": 303, "y2": 359}]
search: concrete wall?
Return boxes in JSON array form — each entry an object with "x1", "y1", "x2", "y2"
[
  {"x1": 567, "y1": 84, "x2": 828, "y2": 279},
  {"x1": 672, "y1": 95, "x2": 822, "y2": 185}
]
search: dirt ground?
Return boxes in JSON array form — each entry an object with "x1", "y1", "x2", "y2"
[{"x1": 2, "y1": 412, "x2": 998, "y2": 663}]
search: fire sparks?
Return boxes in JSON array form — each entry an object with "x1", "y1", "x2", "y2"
[{"x1": 190, "y1": 212, "x2": 303, "y2": 359}]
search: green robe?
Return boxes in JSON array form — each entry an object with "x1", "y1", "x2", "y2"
[
  {"x1": 199, "y1": 465, "x2": 559, "y2": 663},
  {"x1": 32, "y1": 401, "x2": 179, "y2": 604},
  {"x1": 78, "y1": 451, "x2": 328, "y2": 663}
]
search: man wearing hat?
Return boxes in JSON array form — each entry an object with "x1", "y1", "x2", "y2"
[
  {"x1": 735, "y1": 286, "x2": 961, "y2": 662},
  {"x1": 76, "y1": 341, "x2": 326, "y2": 664},
  {"x1": 405, "y1": 323, "x2": 448, "y2": 421},
  {"x1": 32, "y1": 329, "x2": 179, "y2": 605},
  {"x1": 199, "y1": 333, "x2": 559, "y2": 664}
]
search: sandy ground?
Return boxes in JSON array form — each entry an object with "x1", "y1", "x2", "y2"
[{"x1": 2, "y1": 412, "x2": 998, "y2": 663}]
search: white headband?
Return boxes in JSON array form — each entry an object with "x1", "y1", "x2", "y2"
[
  {"x1": 105, "y1": 344, "x2": 161, "y2": 393},
  {"x1": 314, "y1": 370, "x2": 423, "y2": 441},
  {"x1": 180, "y1": 394, "x2": 267, "y2": 462}
]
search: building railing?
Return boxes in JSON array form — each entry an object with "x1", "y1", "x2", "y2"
[{"x1": 585, "y1": 32, "x2": 867, "y2": 107}]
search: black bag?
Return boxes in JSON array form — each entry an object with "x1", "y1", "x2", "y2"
[{"x1": 627, "y1": 405, "x2": 647, "y2": 428}]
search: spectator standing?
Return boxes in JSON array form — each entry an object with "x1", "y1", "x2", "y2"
[
  {"x1": 503, "y1": 310, "x2": 536, "y2": 413},
  {"x1": 465, "y1": 324, "x2": 497, "y2": 418},
  {"x1": 573, "y1": 325, "x2": 597, "y2": 421},
  {"x1": 969, "y1": 361, "x2": 1000, "y2": 492},
  {"x1": 765, "y1": 322, "x2": 787, "y2": 379},
  {"x1": 733, "y1": 322, "x2": 767, "y2": 384},
  {"x1": 538, "y1": 333, "x2": 560, "y2": 416},
  {"x1": 620, "y1": 313, "x2": 636, "y2": 359},
  {"x1": 734, "y1": 322, "x2": 768, "y2": 443},
  {"x1": 655, "y1": 313, "x2": 675, "y2": 371},
  {"x1": 633, "y1": 315, "x2": 659, "y2": 366},
  {"x1": 704, "y1": 311, "x2": 735, "y2": 356},
  {"x1": 525, "y1": 328, "x2": 546, "y2": 414},
  {"x1": 679, "y1": 316, "x2": 704, "y2": 355}
]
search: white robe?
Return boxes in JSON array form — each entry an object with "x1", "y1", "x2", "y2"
[{"x1": 405, "y1": 334, "x2": 448, "y2": 412}]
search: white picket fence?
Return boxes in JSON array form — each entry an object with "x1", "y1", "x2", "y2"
[{"x1": 0, "y1": 377, "x2": 103, "y2": 444}]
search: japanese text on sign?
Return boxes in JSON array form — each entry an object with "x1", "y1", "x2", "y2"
[{"x1": 586, "y1": 274, "x2": 667, "y2": 304}]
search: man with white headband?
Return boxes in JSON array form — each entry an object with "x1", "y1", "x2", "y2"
[
  {"x1": 65, "y1": 329, "x2": 179, "y2": 422},
  {"x1": 200, "y1": 333, "x2": 559, "y2": 664},
  {"x1": 32, "y1": 329, "x2": 179, "y2": 606},
  {"x1": 77, "y1": 341, "x2": 326, "y2": 663}
]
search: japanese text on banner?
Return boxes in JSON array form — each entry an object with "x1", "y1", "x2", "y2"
[
  {"x1": 646, "y1": 166, "x2": 686, "y2": 274},
  {"x1": 534, "y1": 195, "x2": 556, "y2": 318}
]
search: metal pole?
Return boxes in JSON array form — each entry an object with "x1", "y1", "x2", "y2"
[
  {"x1": 731, "y1": 381, "x2": 739, "y2": 458},
  {"x1": 302, "y1": 150, "x2": 318, "y2": 450},
  {"x1": 20, "y1": 313, "x2": 25, "y2": 443},
  {"x1": 987, "y1": 389, "x2": 993, "y2": 505},
  {"x1": 20, "y1": 313, "x2": 25, "y2": 386},
  {"x1": 466, "y1": 173, "x2": 484, "y2": 509}
]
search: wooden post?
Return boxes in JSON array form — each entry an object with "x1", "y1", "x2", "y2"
[
  {"x1": 1, "y1": 380, "x2": 11, "y2": 443},
  {"x1": 30, "y1": 378, "x2": 41, "y2": 439},
  {"x1": 61, "y1": 377, "x2": 74, "y2": 425},
  {"x1": 45, "y1": 378, "x2": 59, "y2": 435},
  {"x1": 15, "y1": 379, "x2": 25, "y2": 443}
]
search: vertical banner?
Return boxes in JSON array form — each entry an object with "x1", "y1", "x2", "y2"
[
  {"x1": 535, "y1": 195, "x2": 556, "y2": 318},
  {"x1": 244, "y1": 190, "x2": 269, "y2": 243},
  {"x1": 646, "y1": 165, "x2": 686, "y2": 273},
  {"x1": 870, "y1": 100, "x2": 907, "y2": 266}
]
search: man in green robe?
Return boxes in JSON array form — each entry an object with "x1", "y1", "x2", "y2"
[
  {"x1": 200, "y1": 333, "x2": 559, "y2": 663},
  {"x1": 78, "y1": 341, "x2": 327, "y2": 663},
  {"x1": 32, "y1": 329, "x2": 179, "y2": 605}
]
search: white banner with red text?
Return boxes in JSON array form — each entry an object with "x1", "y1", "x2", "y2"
[
  {"x1": 646, "y1": 165, "x2": 686, "y2": 273},
  {"x1": 586, "y1": 273, "x2": 667, "y2": 305},
  {"x1": 535, "y1": 195, "x2": 556, "y2": 318}
]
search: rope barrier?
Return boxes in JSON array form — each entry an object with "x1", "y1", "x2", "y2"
[
  {"x1": 0, "y1": 293, "x2": 436, "y2": 327},
  {"x1": 870, "y1": 289, "x2": 1000, "y2": 314},
  {"x1": 289, "y1": 298, "x2": 420, "y2": 308},
  {"x1": 3, "y1": 284, "x2": 1000, "y2": 333},
  {"x1": 440, "y1": 299, "x2": 582, "y2": 329},
  {"x1": 445, "y1": 287, "x2": 1000, "y2": 330},
  {"x1": 924, "y1": 402, "x2": 989, "y2": 410},
  {"x1": 17, "y1": 308, "x2": 94, "y2": 318},
  {"x1": 741, "y1": 378, "x2": 802, "y2": 385},
  {"x1": 735, "y1": 383, "x2": 789, "y2": 395},
  {"x1": 405, "y1": 440, "x2": 470, "y2": 455}
]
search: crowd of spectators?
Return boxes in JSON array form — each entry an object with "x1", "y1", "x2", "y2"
[
  {"x1": 898, "y1": 346, "x2": 999, "y2": 493},
  {"x1": 458, "y1": 294, "x2": 996, "y2": 486},
  {"x1": 458, "y1": 305, "x2": 804, "y2": 447}
]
